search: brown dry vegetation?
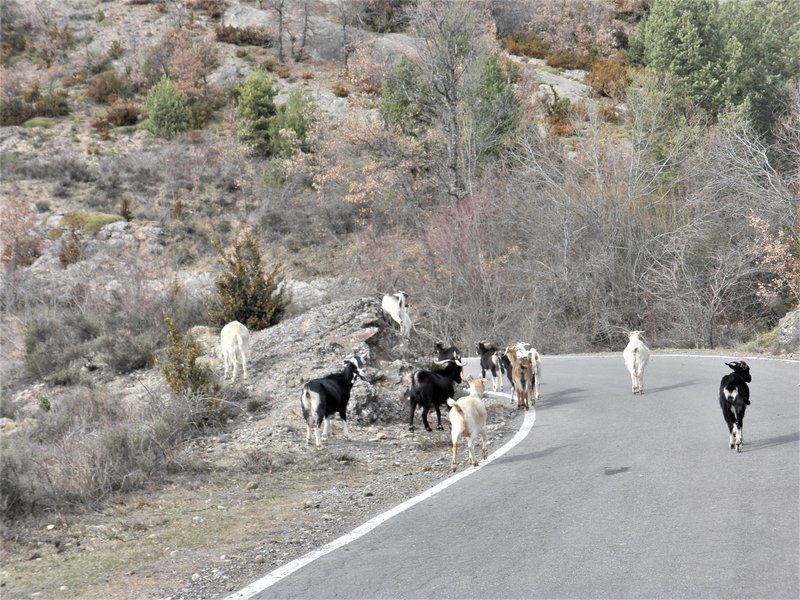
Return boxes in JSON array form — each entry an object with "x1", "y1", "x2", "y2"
[{"x1": 1, "y1": 0, "x2": 797, "y2": 598}]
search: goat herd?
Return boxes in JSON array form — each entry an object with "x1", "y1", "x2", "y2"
[{"x1": 217, "y1": 293, "x2": 754, "y2": 473}]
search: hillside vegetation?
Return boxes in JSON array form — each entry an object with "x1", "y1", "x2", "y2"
[{"x1": 0, "y1": 0, "x2": 798, "y2": 574}]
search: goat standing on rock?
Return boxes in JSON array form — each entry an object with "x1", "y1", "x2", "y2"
[
  {"x1": 719, "y1": 361, "x2": 751, "y2": 452},
  {"x1": 381, "y1": 291, "x2": 412, "y2": 338},
  {"x1": 623, "y1": 330, "x2": 650, "y2": 395}
]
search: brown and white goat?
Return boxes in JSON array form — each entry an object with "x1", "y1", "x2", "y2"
[
  {"x1": 220, "y1": 320, "x2": 249, "y2": 382},
  {"x1": 447, "y1": 376, "x2": 488, "y2": 471},
  {"x1": 504, "y1": 344, "x2": 534, "y2": 410}
]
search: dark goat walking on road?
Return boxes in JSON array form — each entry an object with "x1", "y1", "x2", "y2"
[
  {"x1": 408, "y1": 359, "x2": 465, "y2": 432},
  {"x1": 719, "y1": 361, "x2": 751, "y2": 453}
]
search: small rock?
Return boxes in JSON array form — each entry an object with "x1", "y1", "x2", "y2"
[
  {"x1": 245, "y1": 481, "x2": 259, "y2": 490},
  {"x1": 191, "y1": 573, "x2": 201, "y2": 582}
]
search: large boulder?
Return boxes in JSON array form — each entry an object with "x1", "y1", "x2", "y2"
[{"x1": 777, "y1": 308, "x2": 800, "y2": 355}]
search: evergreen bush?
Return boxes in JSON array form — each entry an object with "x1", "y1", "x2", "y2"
[
  {"x1": 144, "y1": 76, "x2": 190, "y2": 139},
  {"x1": 207, "y1": 228, "x2": 288, "y2": 330}
]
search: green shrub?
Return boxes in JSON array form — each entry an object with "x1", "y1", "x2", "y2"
[
  {"x1": 144, "y1": 76, "x2": 190, "y2": 139},
  {"x1": 161, "y1": 312, "x2": 215, "y2": 396},
  {"x1": 269, "y1": 90, "x2": 313, "y2": 157},
  {"x1": 236, "y1": 69, "x2": 277, "y2": 155},
  {"x1": 207, "y1": 227, "x2": 288, "y2": 330}
]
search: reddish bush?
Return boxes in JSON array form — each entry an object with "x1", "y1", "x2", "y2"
[
  {"x1": 0, "y1": 196, "x2": 43, "y2": 268},
  {"x1": 586, "y1": 52, "x2": 630, "y2": 99}
]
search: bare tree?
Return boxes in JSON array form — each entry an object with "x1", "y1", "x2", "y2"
[
  {"x1": 409, "y1": 0, "x2": 491, "y2": 198},
  {"x1": 265, "y1": 0, "x2": 287, "y2": 62}
]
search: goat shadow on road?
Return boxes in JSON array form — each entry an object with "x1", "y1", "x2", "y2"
[
  {"x1": 646, "y1": 380, "x2": 698, "y2": 394},
  {"x1": 537, "y1": 387, "x2": 587, "y2": 407},
  {"x1": 742, "y1": 430, "x2": 800, "y2": 452},
  {"x1": 494, "y1": 444, "x2": 571, "y2": 465}
]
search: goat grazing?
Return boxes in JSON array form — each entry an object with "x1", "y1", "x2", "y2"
[
  {"x1": 719, "y1": 361, "x2": 751, "y2": 452},
  {"x1": 300, "y1": 355, "x2": 368, "y2": 449},
  {"x1": 381, "y1": 291, "x2": 412, "y2": 338},
  {"x1": 476, "y1": 341, "x2": 505, "y2": 392},
  {"x1": 434, "y1": 341, "x2": 462, "y2": 363},
  {"x1": 408, "y1": 358, "x2": 465, "y2": 432},
  {"x1": 623, "y1": 330, "x2": 650, "y2": 395},
  {"x1": 220, "y1": 320, "x2": 250, "y2": 382},
  {"x1": 447, "y1": 376, "x2": 489, "y2": 471}
]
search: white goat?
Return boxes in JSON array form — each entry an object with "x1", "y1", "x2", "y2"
[
  {"x1": 447, "y1": 376, "x2": 488, "y2": 471},
  {"x1": 623, "y1": 330, "x2": 650, "y2": 395},
  {"x1": 220, "y1": 320, "x2": 249, "y2": 382},
  {"x1": 381, "y1": 291, "x2": 412, "y2": 338}
]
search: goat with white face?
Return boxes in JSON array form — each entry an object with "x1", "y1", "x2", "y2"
[
  {"x1": 220, "y1": 320, "x2": 250, "y2": 382},
  {"x1": 381, "y1": 291, "x2": 412, "y2": 338},
  {"x1": 623, "y1": 330, "x2": 650, "y2": 395},
  {"x1": 447, "y1": 376, "x2": 489, "y2": 471},
  {"x1": 719, "y1": 361, "x2": 751, "y2": 452}
]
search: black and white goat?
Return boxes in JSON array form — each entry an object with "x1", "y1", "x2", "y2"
[
  {"x1": 300, "y1": 355, "x2": 367, "y2": 449},
  {"x1": 719, "y1": 361, "x2": 751, "y2": 452},
  {"x1": 476, "y1": 341, "x2": 505, "y2": 392},
  {"x1": 434, "y1": 341, "x2": 462, "y2": 363},
  {"x1": 408, "y1": 358, "x2": 465, "y2": 432},
  {"x1": 381, "y1": 291, "x2": 412, "y2": 338}
]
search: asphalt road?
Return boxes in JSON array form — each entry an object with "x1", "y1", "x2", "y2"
[{"x1": 235, "y1": 354, "x2": 799, "y2": 599}]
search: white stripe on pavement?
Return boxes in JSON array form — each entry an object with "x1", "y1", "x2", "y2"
[{"x1": 225, "y1": 400, "x2": 535, "y2": 600}]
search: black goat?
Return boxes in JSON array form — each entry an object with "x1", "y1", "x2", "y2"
[
  {"x1": 434, "y1": 342, "x2": 462, "y2": 363},
  {"x1": 719, "y1": 361, "x2": 751, "y2": 452},
  {"x1": 301, "y1": 355, "x2": 367, "y2": 448},
  {"x1": 408, "y1": 359, "x2": 465, "y2": 432},
  {"x1": 476, "y1": 341, "x2": 504, "y2": 392}
]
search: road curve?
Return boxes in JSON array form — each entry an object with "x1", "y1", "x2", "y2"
[{"x1": 230, "y1": 354, "x2": 799, "y2": 599}]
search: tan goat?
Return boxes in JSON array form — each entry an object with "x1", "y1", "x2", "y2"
[{"x1": 446, "y1": 376, "x2": 488, "y2": 471}]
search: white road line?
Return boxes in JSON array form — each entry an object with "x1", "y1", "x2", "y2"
[{"x1": 225, "y1": 400, "x2": 536, "y2": 600}]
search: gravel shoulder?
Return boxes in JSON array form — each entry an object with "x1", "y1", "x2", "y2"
[{"x1": 1, "y1": 396, "x2": 520, "y2": 600}]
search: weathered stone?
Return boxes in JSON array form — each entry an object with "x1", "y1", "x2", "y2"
[{"x1": 777, "y1": 308, "x2": 800, "y2": 354}]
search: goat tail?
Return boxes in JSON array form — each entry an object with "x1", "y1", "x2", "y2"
[
  {"x1": 300, "y1": 385, "x2": 312, "y2": 410},
  {"x1": 447, "y1": 398, "x2": 459, "y2": 410}
]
